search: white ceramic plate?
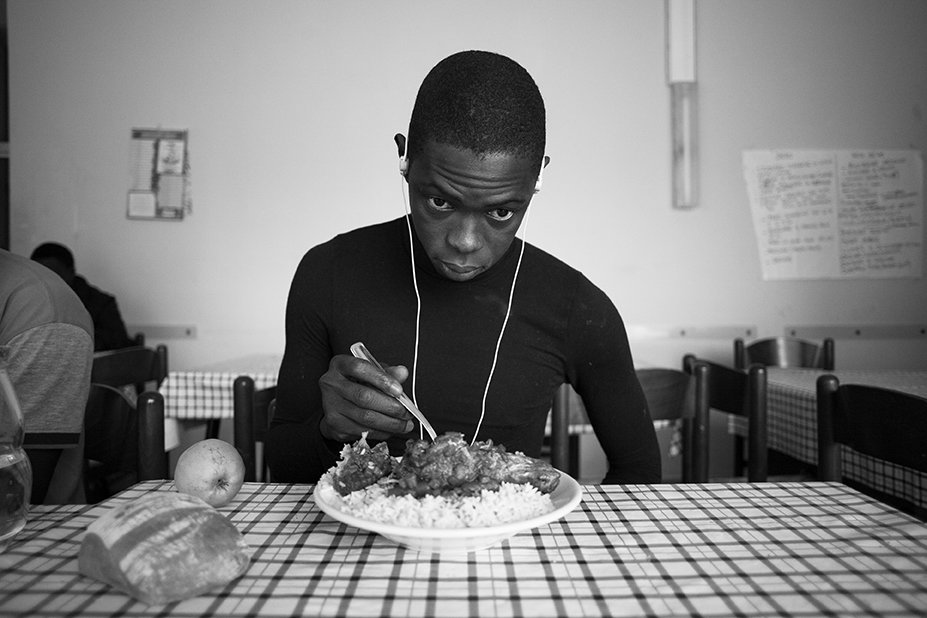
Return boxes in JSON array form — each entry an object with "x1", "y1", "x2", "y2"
[{"x1": 313, "y1": 472, "x2": 583, "y2": 554}]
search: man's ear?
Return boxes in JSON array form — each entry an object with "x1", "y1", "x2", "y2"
[
  {"x1": 534, "y1": 155, "x2": 551, "y2": 194},
  {"x1": 394, "y1": 133, "x2": 407, "y2": 158}
]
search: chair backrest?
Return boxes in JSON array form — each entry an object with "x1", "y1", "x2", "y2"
[
  {"x1": 734, "y1": 336, "x2": 834, "y2": 370},
  {"x1": 637, "y1": 367, "x2": 708, "y2": 482},
  {"x1": 233, "y1": 375, "x2": 277, "y2": 482},
  {"x1": 90, "y1": 344, "x2": 168, "y2": 392},
  {"x1": 84, "y1": 345, "x2": 169, "y2": 499},
  {"x1": 816, "y1": 374, "x2": 927, "y2": 514},
  {"x1": 684, "y1": 355, "x2": 768, "y2": 482},
  {"x1": 549, "y1": 384, "x2": 572, "y2": 475}
]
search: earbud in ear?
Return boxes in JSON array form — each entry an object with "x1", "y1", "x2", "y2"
[
  {"x1": 533, "y1": 154, "x2": 548, "y2": 193},
  {"x1": 399, "y1": 136, "x2": 410, "y2": 176}
]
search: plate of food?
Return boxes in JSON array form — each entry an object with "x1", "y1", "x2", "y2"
[{"x1": 313, "y1": 432, "x2": 583, "y2": 554}]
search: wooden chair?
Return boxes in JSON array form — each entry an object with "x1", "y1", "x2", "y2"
[
  {"x1": 816, "y1": 374, "x2": 927, "y2": 519},
  {"x1": 83, "y1": 345, "x2": 170, "y2": 501},
  {"x1": 733, "y1": 336, "x2": 830, "y2": 477},
  {"x1": 233, "y1": 375, "x2": 277, "y2": 482},
  {"x1": 549, "y1": 369, "x2": 710, "y2": 482},
  {"x1": 734, "y1": 336, "x2": 835, "y2": 371},
  {"x1": 549, "y1": 384, "x2": 573, "y2": 475},
  {"x1": 684, "y1": 355, "x2": 768, "y2": 482},
  {"x1": 638, "y1": 367, "x2": 708, "y2": 483}
]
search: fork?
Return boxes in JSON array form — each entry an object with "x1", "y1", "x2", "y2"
[{"x1": 350, "y1": 342, "x2": 437, "y2": 441}]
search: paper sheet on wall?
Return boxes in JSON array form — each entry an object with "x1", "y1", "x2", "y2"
[
  {"x1": 743, "y1": 149, "x2": 923, "y2": 279},
  {"x1": 127, "y1": 128, "x2": 192, "y2": 220}
]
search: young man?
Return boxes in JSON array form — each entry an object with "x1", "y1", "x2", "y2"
[{"x1": 266, "y1": 50, "x2": 660, "y2": 484}]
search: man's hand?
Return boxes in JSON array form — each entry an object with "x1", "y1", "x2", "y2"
[{"x1": 318, "y1": 353, "x2": 415, "y2": 442}]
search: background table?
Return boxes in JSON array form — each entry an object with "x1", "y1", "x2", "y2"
[
  {"x1": 2, "y1": 481, "x2": 926, "y2": 617},
  {"x1": 159, "y1": 353, "x2": 281, "y2": 421},
  {"x1": 761, "y1": 367, "x2": 927, "y2": 509}
]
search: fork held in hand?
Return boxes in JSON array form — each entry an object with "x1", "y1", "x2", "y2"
[{"x1": 350, "y1": 342, "x2": 437, "y2": 441}]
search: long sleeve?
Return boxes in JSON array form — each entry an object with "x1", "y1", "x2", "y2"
[
  {"x1": 563, "y1": 281, "x2": 661, "y2": 483},
  {"x1": 265, "y1": 242, "x2": 342, "y2": 482}
]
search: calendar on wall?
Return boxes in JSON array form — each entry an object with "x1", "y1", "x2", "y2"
[{"x1": 127, "y1": 128, "x2": 192, "y2": 220}]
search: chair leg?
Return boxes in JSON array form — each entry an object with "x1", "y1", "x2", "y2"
[
  {"x1": 733, "y1": 435, "x2": 745, "y2": 476},
  {"x1": 569, "y1": 435, "x2": 580, "y2": 478},
  {"x1": 234, "y1": 376, "x2": 257, "y2": 483},
  {"x1": 205, "y1": 419, "x2": 221, "y2": 440},
  {"x1": 137, "y1": 392, "x2": 167, "y2": 481}
]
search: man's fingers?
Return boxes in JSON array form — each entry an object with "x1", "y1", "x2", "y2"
[
  {"x1": 322, "y1": 409, "x2": 414, "y2": 442},
  {"x1": 347, "y1": 356, "x2": 404, "y2": 397}
]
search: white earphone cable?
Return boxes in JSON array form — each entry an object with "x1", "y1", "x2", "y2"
[
  {"x1": 400, "y1": 140, "x2": 540, "y2": 444},
  {"x1": 470, "y1": 205, "x2": 530, "y2": 445},
  {"x1": 400, "y1": 174, "x2": 425, "y2": 440}
]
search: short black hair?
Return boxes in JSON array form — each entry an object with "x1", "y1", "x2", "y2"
[
  {"x1": 407, "y1": 50, "x2": 545, "y2": 173},
  {"x1": 30, "y1": 242, "x2": 75, "y2": 271}
]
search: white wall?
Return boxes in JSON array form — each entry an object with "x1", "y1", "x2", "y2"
[{"x1": 8, "y1": 0, "x2": 927, "y2": 372}]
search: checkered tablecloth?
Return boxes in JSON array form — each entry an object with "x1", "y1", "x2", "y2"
[
  {"x1": 732, "y1": 367, "x2": 927, "y2": 508},
  {"x1": 2, "y1": 481, "x2": 925, "y2": 617},
  {"x1": 159, "y1": 354, "x2": 281, "y2": 420}
]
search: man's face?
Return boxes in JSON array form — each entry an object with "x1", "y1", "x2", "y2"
[{"x1": 406, "y1": 139, "x2": 539, "y2": 282}]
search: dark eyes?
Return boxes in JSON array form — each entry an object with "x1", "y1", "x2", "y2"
[
  {"x1": 487, "y1": 208, "x2": 515, "y2": 222},
  {"x1": 425, "y1": 198, "x2": 514, "y2": 222}
]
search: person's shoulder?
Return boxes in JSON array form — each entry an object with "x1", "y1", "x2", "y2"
[
  {"x1": 331, "y1": 217, "x2": 405, "y2": 246},
  {"x1": 292, "y1": 217, "x2": 404, "y2": 279},
  {"x1": 521, "y1": 242, "x2": 617, "y2": 308},
  {"x1": 522, "y1": 242, "x2": 575, "y2": 272},
  {"x1": 300, "y1": 218, "x2": 404, "y2": 262},
  {"x1": 71, "y1": 274, "x2": 116, "y2": 303},
  {"x1": 0, "y1": 250, "x2": 68, "y2": 302},
  {"x1": 522, "y1": 242, "x2": 598, "y2": 288},
  {"x1": 0, "y1": 250, "x2": 93, "y2": 342}
]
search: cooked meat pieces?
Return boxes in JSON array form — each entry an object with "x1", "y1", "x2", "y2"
[
  {"x1": 491, "y1": 449, "x2": 561, "y2": 493},
  {"x1": 392, "y1": 432, "x2": 561, "y2": 497},
  {"x1": 392, "y1": 433, "x2": 480, "y2": 495},
  {"x1": 329, "y1": 432, "x2": 562, "y2": 498},
  {"x1": 331, "y1": 437, "x2": 394, "y2": 496}
]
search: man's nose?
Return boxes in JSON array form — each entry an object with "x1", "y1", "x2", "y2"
[{"x1": 447, "y1": 216, "x2": 483, "y2": 254}]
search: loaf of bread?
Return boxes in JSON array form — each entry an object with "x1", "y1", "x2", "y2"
[{"x1": 78, "y1": 492, "x2": 252, "y2": 605}]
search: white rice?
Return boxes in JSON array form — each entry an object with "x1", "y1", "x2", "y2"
[{"x1": 317, "y1": 473, "x2": 555, "y2": 528}]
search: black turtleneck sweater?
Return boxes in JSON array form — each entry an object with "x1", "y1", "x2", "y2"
[{"x1": 266, "y1": 216, "x2": 659, "y2": 484}]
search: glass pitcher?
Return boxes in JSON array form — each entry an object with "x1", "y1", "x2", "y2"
[{"x1": 0, "y1": 365, "x2": 33, "y2": 551}]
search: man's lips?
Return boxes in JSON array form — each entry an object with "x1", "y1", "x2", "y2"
[
  {"x1": 436, "y1": 260, "x2": 485, "y2": 280},
  {"x1": 441, "y1": 261, "x2": 479, "y2": 274}
]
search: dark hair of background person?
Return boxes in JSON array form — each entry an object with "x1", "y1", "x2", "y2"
[
  {"x1": 30, "y1": 241, "x2": 75, "y2": 270},
  {"x1": 30, "y1": 241, "x2": 135, "y2": 351},
  {"x1": 406, "y1": 50, "x2": 546, "y2": 172}
]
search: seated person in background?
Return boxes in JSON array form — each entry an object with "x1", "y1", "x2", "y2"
[
  {"x1": 0, "y1": 248, "x2": 94, "y2": 503},
  {"x1": 266, "y1": 50, "x2": 660, "y2": 484},
  {"x1": 30, "y1": 242, "x2": 135, "y2": 351}
]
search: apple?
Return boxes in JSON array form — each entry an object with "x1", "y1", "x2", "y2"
[{"x1": 173, "y1": 439, "x2": 246, "y2": 507}]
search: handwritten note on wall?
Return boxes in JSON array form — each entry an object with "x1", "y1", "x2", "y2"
[{"x1": 742, "y1": 150, "x2": 923, "y2": 280}]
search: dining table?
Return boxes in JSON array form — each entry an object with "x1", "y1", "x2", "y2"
[
  {"x1": 2, "y1": 479, "x2": 926, "y2": 617},
  {"x1": 750, "y1": 367, "x2": 927, "y2": 510},
  {"x1": 158, "y1": 353, "x2": 281, "y2": 438}
]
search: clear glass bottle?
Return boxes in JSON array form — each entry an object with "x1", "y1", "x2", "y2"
[{"x1": 0, "y1": 365, "x2": 32, "y2": 551}]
